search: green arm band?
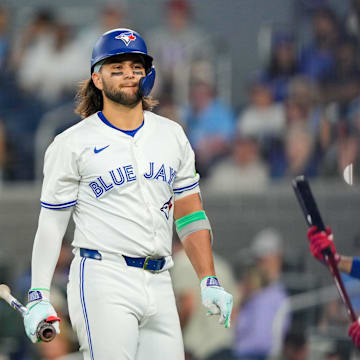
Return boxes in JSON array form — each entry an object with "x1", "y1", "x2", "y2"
[
  {"x1": 175, "y1": 210, "x2": 213, "y2": 244},
  {"x1": 175, "y1": 210, "x2": 207, "y2": 231}
]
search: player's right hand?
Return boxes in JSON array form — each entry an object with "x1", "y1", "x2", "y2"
[
  {"x1": 348, "y1": 319, "x2": 360, "y2": 348},
  {"x1": 307, "y1": 226, "x2": 340, "y2": 264},
  {"x1": 24, "y1": 289, "x2": 60, "y2": 343}
]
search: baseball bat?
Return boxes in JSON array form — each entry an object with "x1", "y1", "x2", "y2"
[
  {"x1": 292, "y1": 175, "x2": 357, "y2": 322},
  {"x1": 0, "y1": 284, "x2": 58, "y2": 342}
]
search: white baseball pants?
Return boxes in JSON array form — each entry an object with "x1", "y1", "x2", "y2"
[{"x1": 67, "y1": 250, "x2": 184, "y2": 360}]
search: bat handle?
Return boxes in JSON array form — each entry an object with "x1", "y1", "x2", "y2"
[
  {"x1": 324, "y1": 252, "x2": 357, "y2": 322},
  {"x1": 0, "y1": 284, "x2": 59, "y2": 342},
  {"x1": 321, "y1": 246, "x2": 333, "y2": 257}
]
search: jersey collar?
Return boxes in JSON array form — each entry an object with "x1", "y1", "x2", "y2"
[{"x1": 97, "y1": 111, "x2": 145, "y2": 137}]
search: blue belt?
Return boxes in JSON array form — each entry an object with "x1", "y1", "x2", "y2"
[{"x1": 79, "y1": 248, "x2": 166, "y2": 271}]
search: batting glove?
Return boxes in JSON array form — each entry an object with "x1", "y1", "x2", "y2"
[
  {"x1": 24, "y1": 289, "x2": 60, "y2": 343},
  {"x1": 307, "y1": 226, "x2": 340, "y2": 264},
  {"x1": 349, "y1": 319, "x2": 360, "y2": 348},
  {"x1": 200, "y1": 276, "x2": 233, "y2": 328}
]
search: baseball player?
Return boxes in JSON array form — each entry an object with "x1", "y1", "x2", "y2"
[
  {"x1": 307, "y1": 226, "x2": 360, "y2": 349},
  {"x1": 22, "y1": 28, "x2": 233, "y2": 360}
]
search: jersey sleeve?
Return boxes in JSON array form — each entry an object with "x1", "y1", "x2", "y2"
[
  {"x1": 31, "y1": 207, "x2": 72, "y2": 289},
  {"x1": 40, "y1": 135, "x2": 80, "y2": 210},
  {"x1": 172, "y1": 130, "x2": 200, "y2": 200}
]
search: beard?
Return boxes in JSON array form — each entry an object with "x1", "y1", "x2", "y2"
[{"x1": 102, "y1": 81, "x2": 142, "y2": 107}]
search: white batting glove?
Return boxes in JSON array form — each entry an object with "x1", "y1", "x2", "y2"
[
  {"x1": 24, "y1": 289, "x2": 60, "y2": 343},
  {"x1": 200, "y1": 276, "x2": 233, "y2": 328}
]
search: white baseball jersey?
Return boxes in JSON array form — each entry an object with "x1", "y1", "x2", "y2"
[{"x1": 40, "y1": 110, "x2": 200, "y2": 258}]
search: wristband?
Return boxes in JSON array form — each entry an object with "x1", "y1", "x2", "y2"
[
  {"x1": 28, "y1": 288, "x2": 50, "y2": 303},
  {"x1": 200, "y1": 276, "x2": 221, "y2": 289}
]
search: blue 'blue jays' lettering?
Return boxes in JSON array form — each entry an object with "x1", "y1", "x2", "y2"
[
  {"x1": 123, "y1": 165, "x2": 136, "y2": 182},
  {"x1": 154, "y1": 164, "x2": 166, "y2": 181},
  {"x1": 97, "y1": 176, "x2": 114, "y2": 191},
  {"x1": 144, "y1": 162, "x2": 154, "y2": 178},
  {"x1": 89, "y1": 181, "x2": 104, "y2": 198},
  {"x1": 89, "y1": 163, "x2": 177, "y2": 198},
  {"x1": 168, "y1": 167, "x2": 176, "y2": 185},
  {"x1": 110, "y1": 168, "x2": 125, "y2": 185},
  {"x1": 144, "y1": 163, "x2": 177, "y2": 185}
]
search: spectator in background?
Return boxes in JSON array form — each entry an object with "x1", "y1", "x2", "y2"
[
  {"x1": 10, "y1": 8, "x2": 56, "y2": 72},
  {"x1": 269, "y1": 77, "x2": 326, "y2": 178},
  {"x1": 147, "y1": 0, "x2": 213, "y2": 105},
  {"x1": 233, "y1": 228, "x2": 291, "y2": 360},
  {"x1": 320, "y1": 117, "x2": 360, "y2": 179},
  {"x1": 348, "y1": 95, "x2": 360, "y2": 136},
  {"x1": 324, "y1": 351, "x2": 345, "y2": 360},
  {"x1": 182, "y1": 61, "x2": 235, "y2": 177},
  {"x1": 293, "y1": 0, "x2": 330, "y2": 48},
  {"x1": 17, "y1": 18, "x2": 81, "y2": 106},
  {"x1": 270, "y1": 331, "x2": 309, "y2": 360},
  {"x1": 0, "y1": 10, "x2": 78, "y2": 181},
  {"x1": 320, "y1": 37, "x2": 360, "y2": 124},
  {"x1": 299, "y1": 7, "x2": 341, "y2": 81},
  {"x1": 155, "y1": 96, "x2": 183, "y2": 126},
  {"x1": 155, "y1": 84, "x2": 183, "y2": 127},
  {"x1": 260, "y1": 32, "x2": 300, "y2": 102},
  {"x1": 281, "y1": 121, "x2": 320, "y2": 178},
  {"x1": 73, "y1": 3, "x2": 129, "y2": 81},
  {"x1": 204, "y1": 135, "x2": 269, "y2": 194},
  {"x1": 171, "y1": 237, "x2": 238, "y2": 360},
  {"x1": 0, "y1": 81, "x2": 44, "y2": 181},
  {"x1": 0, "y1": 120, "x2": 5, "y2": 182},
  {"x1": 286, "y1": 76, "x2": 326, "y2": 138},
  {"x1": 344, "y1": 0, "x2": 360, "y2": 41},
  {"x1": 237, "y1": 76, "x2": 286, "y2": 162},
  {"x1": 0, "y1": 6, "x2": 10, "y2": 72}
]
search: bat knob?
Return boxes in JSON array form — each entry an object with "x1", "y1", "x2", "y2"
[
  {"x1": 36, "y1": 316, "x2": 60, "y2": 342},
  {"x1": 0, "y1": 284, "x2": 10, "y2": 298}
]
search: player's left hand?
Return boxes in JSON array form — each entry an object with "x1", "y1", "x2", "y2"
[
  {"x1": 200, "y1": 276, "x2": 233, "y2": 328},
  {"x1": 348, "y1": 319, "x2": 360, "y2": 348}
]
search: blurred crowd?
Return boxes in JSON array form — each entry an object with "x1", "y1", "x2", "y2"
[
  {"x1": 1, "y1": 0, "x2": 360, "y2": 188},
  {"x1": 1, "y1": 0, "x2": 360, "y2": 359}
]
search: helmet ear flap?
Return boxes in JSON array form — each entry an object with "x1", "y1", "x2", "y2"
[{"x1": 139, "y1": 66, "x2": 156, "y2": 97}]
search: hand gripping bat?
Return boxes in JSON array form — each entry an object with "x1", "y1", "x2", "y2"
[
  {"x1": 292, "y1": 175, "x2": 357, "y2": 322},
  {"x1": 0, "y1": 284, "x2": 58, "y2": 342}
]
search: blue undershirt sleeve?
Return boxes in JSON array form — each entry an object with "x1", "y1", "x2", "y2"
[{"x1": 350, "y1": 257, "x2": 360, "y2": 279}]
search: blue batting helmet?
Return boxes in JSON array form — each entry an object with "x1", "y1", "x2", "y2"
[{"x1": 91, "y1": 28, "x2": 156, "y2": 97}]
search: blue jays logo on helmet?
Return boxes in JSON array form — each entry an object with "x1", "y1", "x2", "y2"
[
  {"x1": 91, "y1": 28, "x2": 156, "y2": 96},
  {"x1": 115, "y1": 31, "x2": 137, "y2": 46},
  {"x1": 160, "y1": 197, "x2": 173, "y2": 220}
]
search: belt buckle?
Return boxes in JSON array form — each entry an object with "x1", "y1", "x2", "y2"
[{"x1": 143, "y1": 256, "x2": 151, "y2": 270}]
